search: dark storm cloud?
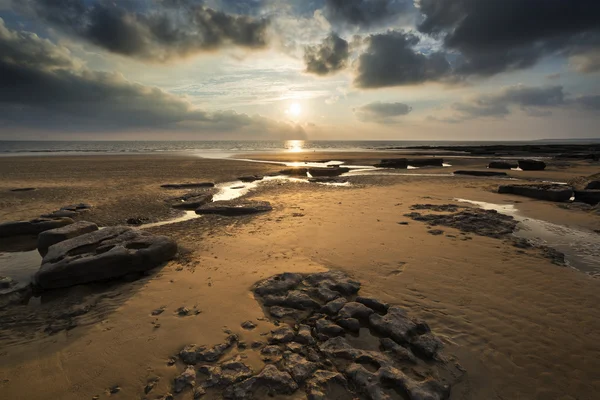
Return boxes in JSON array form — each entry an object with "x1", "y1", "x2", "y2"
[
  {"x1": 17, "y1": 0, "x2": 269, "y2": 61},
  {"x1": 304, "y1": 33, "x2": 349, "y2": 76},
  {"x1": 324, "y1": 0, "x2": 412, "y2": 28},
  {"x1": 417, "y1": 0, "x2": 600, "y2": 76},
  {"x1": 354, "y1": 30, "x2": 452, "y2": 88},
  {"x1": 0, "y1": 19, "x2": 304, "y2": 138},
  {"x1": 354, "y1": 101, "x2": 412, "y2": 122}
]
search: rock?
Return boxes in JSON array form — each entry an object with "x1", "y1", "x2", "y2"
[
  {"x1": 34, "y1": 227, "x2": 177, "y2": 289},
  {"x1": 294, "y1": 324, "x2": 315, "y2": 345},
  {"x1": 498, "y1": 184, "x2": 573, "y2": 202},
  {"x1": 37, "y1": 221, "x2": 99, "y2": 255},
  {"x1": 238, "y1": 175, "x2": 263, "y2": 183},
  {"x1": 224, "y1": 365, "x2": 298, "y2": 399},
  {"x1": 152, "y1": 306, "x2": 166, "y2": 315},
  {"x1": 269, "y1": 306, "x2": 303, "y2": 320},
  {"x1": 316, "y1": 319, "x2": 345, "y2": 337},
  {"x1": 488, "y1": 161, "x2": 517, "y2": 169},
  {"x1": 305, "y1": 370, "x2": 349, "y2": 400},
  {"x1": 200, "y1": 358, "x2": 254, "y2": 388},
  {"x1": 411, "y1": 204, "x2": 460, "y2": 212},
  {"x1": 337, "y1": 318, "x2": 361, "y2": 332},
  {"x1": 279, "y1": 168, "x2": 308, "y2": 176},
  {"x1": 161, "y1": 183, "x2": 215, "y2": 189},
  {"x1": 369, "y1": 307, "x2": 418, "y2": 344},
  {"x1": 573, "y1": 190, "x2": 600, "y2": 205},
  {"x1": 0, "y1": 217, "x2": 74, "y2": 238},
  {"x1": 172, "y1": 193, "x2": 213, "y2": 210},
  {"x1": 177, "y1": 307, "x2": 191, "y2": 316},
  {"x1": 308, "y1": 167, "x2": 350, "y2": 177},
  {"x1": 241, "y1": 321, "x2": 256, "y2": 330},
  {"x1": 260, "y1": 345, "x2": 283, "y2": 362},
  {"x1": 193, "y1": 387, "x2": 206, "y2": 398},
  {"x1": 585, "y1": 181, "x2": 600, "y2": 190},
  {"x1": 196, "y1": 200, "x2": 273, "y2": 216},
  {"x1": 411, "y1": 333, "x2": 443, "y2": 359},
  {"x1": 305, "y1": 287, "x2": 341, "y2": 302},
  {"x1": 144, "y1": 377, "x2": 159, "y2": 394},
  {"x1": 254, "y1": 273, "x2": 303, "y2": 296},
  {"x1": 283, "y1": 352, "x2": 319, "y2": 383},
  {"x1": 380, "y1": 338, "x2": 417, "y2": 363},
  {"x1": 518, "y1": 159, "x2": 546, "y2": 171},
  {"x1": 10, "y1": 187, "x2": 36, "y2": 192},
  {"x1": 126, "y1": 217, "x2": 148, "y2": 226},
  {"x1": 428, "y1": 229, "x2": 445, "y2": 236},
  {"x1": 319, "y1": 337, "x2": 362, "y2": 360},
  {"x1": 61, "y1": 203, "x2": 92, "y2": 212},
  {"x1": 40, "y1": 210, "x2": 80, "y2": 219},
  {"x1": 320, "y1": 297, "x2": 347, "y2": 315},
  {"x1": 407, "y1": 158, "x2": 444, "y2": 167},
  {"x1": 454, "y1": 170, "x2": 508, "y2": 177},
  {"x1": 180, "y1": 335, "x2": 238, "y2": 364},
  {"x1": 174, "y1": 365, "x2": 196, "y2": 393},
  {"x1": 302, "y1": 271, "x2": 361, "y2": 296},
  {"x1": 378, "y1": 367, "x2": 450, "y2": 400},
  {"x1": 338, "y1": 302, "x2": 374, "y2": 320},
  {"x1": 356, "y1": 296, "x2": 389, "y2": 313},
  {"x1": 263, "y1": 290, "x2": 320, "y2": 310},
  {"x1": 374, "y1": 158, "x2": 408, "y2": 169},
  {"x1": 285, "y1": 342, "x2": 304, "y2": 353},
  {"x1": 0, "y1": 276, "x2": 15, "y2": 289},
  {"x1": 308, "y1": 177, "x2": 348, "y2": 184},
  {"x1": 270, "y1": 326, "x2": 296, "y2": 344}
]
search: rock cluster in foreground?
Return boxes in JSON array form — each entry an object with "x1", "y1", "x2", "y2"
[
  {"x1": 498, "y1": 184, "x2": 573, "y2": 202},
  {"x1": 165, "y1": 271, "x2": 462, "y2": 400}
]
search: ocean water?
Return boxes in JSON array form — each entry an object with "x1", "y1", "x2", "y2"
[{"x1": 0, "y1": 139, "x2": 596, "y2": 157}]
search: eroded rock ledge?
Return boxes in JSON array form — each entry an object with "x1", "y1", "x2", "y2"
[{"x1": 164, "y1": 271, "x2": 463, "y2": 400}]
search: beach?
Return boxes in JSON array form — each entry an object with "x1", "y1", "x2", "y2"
[{"x1": 0, "y1": 151, "x2": 599, "y2": 400}]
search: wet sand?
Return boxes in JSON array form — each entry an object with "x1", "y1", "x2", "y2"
[{"x1": 0, "y1": 153, "x2": 599, "y2": 399}]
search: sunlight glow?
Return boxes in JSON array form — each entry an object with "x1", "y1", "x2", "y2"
[
  {"x1": 288, "y1": 102, "x2": 302, "y2": 117},
  {"x1": 285, "y1": 140, "x2": 304, "y2": 153}
]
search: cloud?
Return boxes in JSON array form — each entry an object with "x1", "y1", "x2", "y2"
[
  {"x1": 570, "y1": 49, "x2": 600, "y2": 73},
  {"x1": 354, "y1": 30, "x2": 452, "y2": 88},
  {"x1": 304, "y1": 33, "x2": 349, "y2": 76},
  {"x1": 417, "y1": 0, "x2": 600, "y2": 76},
  {"x1": 431, "y1": 85, "x2": 600, "y2": 122},
  {"x1": 354, "y1": 101, "x2": 412, "y2": 123},
  {"x1": 15, "y1": 0, "x2": 269, "y2": 62},
  {"x1": 0, "y1": 18, "x2": 304, "y2": 139},
  {"x1": 323, "y1": 0, "x2": 412, "y2": 29}
]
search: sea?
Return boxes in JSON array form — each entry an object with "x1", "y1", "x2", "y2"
[{"x1": 0, "y1": 139, "x2": 598, "y2": 157}]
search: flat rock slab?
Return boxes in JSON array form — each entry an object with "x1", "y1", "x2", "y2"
[
  {"x1": 37, "y1": 221, "x2": 99, "y2": 255},
  {"x1": 196, "y1": 200, "x2": 273, "y2": 216},
  {"x1": 518, "y1": 159, "x2": 546, "y2": 171},
  {"x1": 454, "y1": 170, "x2": 507, "y2": 177},
  {"x1": 171, "y1": 193, "x2": 213, "y2": 210},
  {"x1": 161, "y1": 182, "x2": 215, "y2": 189},
  {"x1": 34, "y1": 226, "x2": 177, "y2": 289},
  {"x1": 498, "y1": 184, "x2": 573, "y2": 202},
  {"x1": 374, "y1": 158, "x2": 408, "y2": 169},
  {"x1": 10, "y1": 187, "x2": 36, "y2": 192},
  {"x1": 0, "y1": 218, "x2": 74, "y2": 238},
  {"x1": 488, "y1": 161, "x2": 517, "y2": 169},
  {"x1": 238, "y1": 175, "x2": 263, "y2": 183},
  {"x1": 279, "y1": 168, "x2": 309, "y2": 176},
  {"x1": 308, "y1": 177, "x2": 348, "y2": 184},
  {"x1": 308, "y1": 167, "x2": 350, "y2": 177}
]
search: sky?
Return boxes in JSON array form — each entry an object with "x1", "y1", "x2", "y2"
[{"x1": 0, "y1": 0, "x2": 599, "y2": 141}]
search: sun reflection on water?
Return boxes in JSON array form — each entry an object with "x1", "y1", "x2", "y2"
[{"x1": 285, "y1": 140, "x2": 305, "y2": 153}]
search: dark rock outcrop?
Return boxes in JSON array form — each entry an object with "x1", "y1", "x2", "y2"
[
  {"x1": 374, "y1": 158, "x2": 408, "y2": 169},
  {"x1": 488, "y1": 161, "x2": 517, "y2": 170},
  {"x1": 498, "y1": 184, "x2": 573, "y2": 202},
  {"x1": 171, "y1": 193, "x2": 213, "y2": 210},
  {"x1": 238, "y1": 175, "x2": 263, "y2": 183},
  {"x1": 279, "y1": 168, "x2": 308, "y2": 176},
  {"x1": 585, "y1": 181, "x2": 600, "y2": 190},
  {"x1": 0, "y1": 217, "x2": 74, "y2": 238},
  {"x1": 308, "y1": 177, "x2": 348, "y2": 184},
  {"x1": 518, "y1": 159, "x2": 546, "y2": 171},
  {"x1": 37, "y1": 221, "x2": 99, "y2": 256},
  {"x1": 454, "y1": 170, "x2": 507, "y2": 177},
  {"x1": 34, "y1": 226, "x2": 177, "y2": 289},
  {"x1": 407, "y1": 158, "x2": 444, "y2": 167},
  {"x1": 196, "y1": 200, "x2": 273, "y2": 216},
  {"x1": 161, "y1": 182, "x2": 215, "y2": 189},
  {"x1": 574, "y1": 190, "x2": 600, "y2": 205},
  {"x1": 10, "y1": 187, "x2": 36, "y2": 192},
  {"x1": 308, "y1": 167, "x2": 350, "y2": 177}
]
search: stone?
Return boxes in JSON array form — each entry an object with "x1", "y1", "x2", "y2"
[
  {"x1": 319, "y1": 337, "x2": 362, "y2": 360},
  {"x1": 356, "y1": 296, "x2": 389, "y2": 313},
  {"x1": 260, "y1": 345, "x2": 283, "y2": 362},
  {"x1": 241, "y1": 321, "x2": 256, "y2": 330},
  {"x1": 305, "y1": 370, "x2": 349, "y2": 400},
  {"x1": 34, "y1": 227, "x2": 177, "y2": 289},
  {"x1": 174, "y1": 365, "x2": 196, "y2": 393},
  {"x1": 585, "y1": 181, "x2": 600, "y2": 190},
  {"x1": 378, "y1": 367, "x2": 450, "y2": 400},
  {"x1": 488, "y1": 161, "x2": 517, "y2": 170},
  {"x1": 10, "y1": 187, "x2": 36, "y2": 192},
  {"x1": 279, "y1": 168, "x2": 308, "y2": 176},
  {"x1": 126, "y1": 217, "x2": 148, "y2": 226},
  {"x1": 172, "y1": 193, "x2": 213, "y2": 210},
  {"x1": 454, "y1": 170, "x2": 508, "y2": 177},
  {"x1": 316, "y1": 319, "x2": 345, "y2": 337},
  {"x1": 407, "y1": 158, "x2": 444, "y2": 167},
  {"x1": 320, "y1": 297, "x2": 347, "y2": 315},
  {"x1": 411, "y1": 333, "x2": 443, "y2": 359},
  {"x1": 161, "y1": 183, "x2": 215, "y2": 189},
  {"x1": 0, "y1": 217, "x2": 74, "y2": 238},
  {"x1": 270, "y1": 326, "x2": 296, "y2": 344},
  {"x1": 254, "y1": 273, "x2": 303, "y2": 296},
  {"x1": 337, "y1": 318, "x2": 361, "y2": 332},
  {"x1": 238, "y1": 175, "x2": 263, "y2": 183},
  {"x1": 60, "y1": 203, "x2": 92, "y2": 212},
  {"x1": 518, "y1": 159, "x2": 546, "y2": 171},
  {"x1": 180, "y1": 335, "x2": 238, "y2": 364},
  {"x1": 269, "y1": 306, "x2": 302, "y2": 320},
  {"x1": 338, "y1": 302, "x2": 374, "y2": 320},
  {"x1": 308, "y1": 167, "x2": 350, "y2": 177},
  {"x1": 37, "y1": 221, "x2": 99, "y2": 255},
  {"x1": 380, "y1": 338, "x2": 417, "y2": 363},
  {"x1": 573, "y1": 190, "x2": 600, "y2": 205},
  {"x1": 369, "y1": 307, "x2": 418, "y2": 344},
  {"x1": 200, "y1": 358, "x2": 254, "y2": 388},
  {"x1": 304, "y1": 287, "x2": 341, "y2": 302},
  {"x1": 40, "y1": 210, "x2": 79, "y2": 219},
  {"x1": 196, "y1": 200, "x2": 273, "y2": 216},
  {"x1": 224, "y1": 365, "x2": 298, "y2": 399},
  {"x1": 283, "y1": 352, "x2": 319, "y2": 383},
  {"x1": 308, "y1": 177, "x2": 348, "y2": 184},
  {"x1": 302, "y1": 271, "x2": 361, "y2": 295},
  {"x1": 0, "y1": 276, "x2": 16, "y2": 289},
  {"x1": 263, "y1": 290, "x2": 320, "y2": 310},
  {"x1": 294, "y1": 324, "x2": 315, "y2": 345},
  {"x1": 374, "y1": 158, "x2": 408, "y2": 169},
  {"x1": 498, "y1": 184, "x2": 573, "y2": 202}
]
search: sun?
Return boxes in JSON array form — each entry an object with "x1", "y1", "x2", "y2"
[{"x1": 288, "y1": 102, "x2": 302, "y2": 117}]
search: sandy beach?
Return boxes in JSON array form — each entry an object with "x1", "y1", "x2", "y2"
[{"x1": 0, "y1": 152, "x2": 599, "y2": 400}]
